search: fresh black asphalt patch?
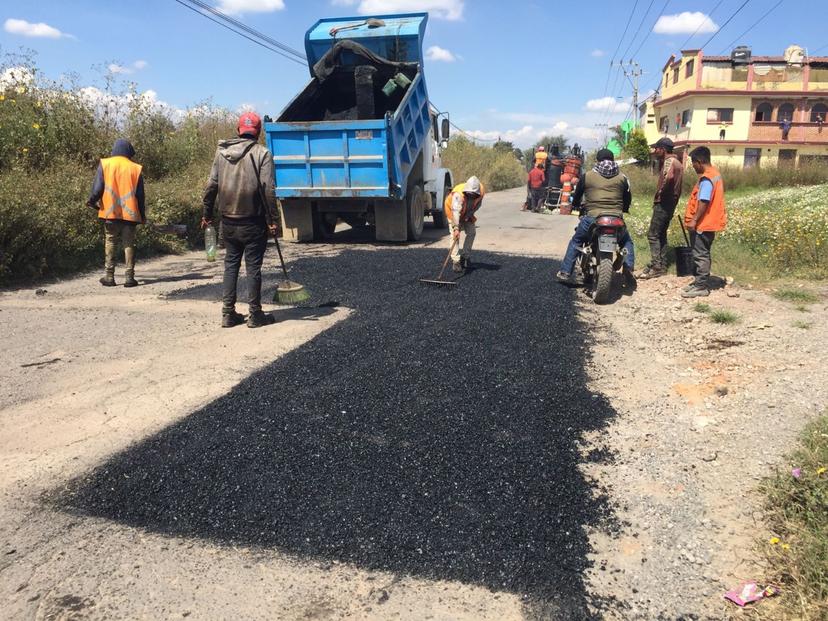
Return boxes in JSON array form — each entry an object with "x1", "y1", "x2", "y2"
[{"x1": 56, "y1": 247, "x2": 620, "y2": 619}]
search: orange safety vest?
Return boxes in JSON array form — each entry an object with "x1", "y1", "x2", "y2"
[
  {"x1": 443, "y1": 182, "x2": 485, "y2": 224},
  {"x1": 98, "y1": 156, "x2": 143, "y2": 223},
  {"x1": 534, "y1": 151, "x2": 548, "y2": 167},
  {"x1": 684, "y1": 165, "x2": 727, "y2": 232}
]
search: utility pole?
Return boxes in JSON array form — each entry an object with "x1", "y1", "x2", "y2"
[{"x1": 622, "y1": 61, "x2": 644, "y2": 128}]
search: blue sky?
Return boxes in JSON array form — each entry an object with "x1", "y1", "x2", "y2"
[{"x1": 1, "y1": 0, "x2": 823, "y2": 147}]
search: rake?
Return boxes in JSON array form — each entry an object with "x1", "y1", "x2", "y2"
[{"x1": 419, "y1": 237, "x2": 458, "y2": 287}]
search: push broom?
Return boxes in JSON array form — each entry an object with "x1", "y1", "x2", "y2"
[{"x1": 250, "y1": 153, "x2": 311, "y2": 304}]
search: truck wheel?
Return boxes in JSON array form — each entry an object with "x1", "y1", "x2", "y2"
[
  {"x1": 407, "y1": 185, "x2": 425, "y2": 241},
  {"x1": 593, "y1": 256, "x2": 614, "y2": 304}
]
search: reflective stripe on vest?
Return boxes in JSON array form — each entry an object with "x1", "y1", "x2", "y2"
[
  {"x1": 443, "y1": 181, "x2": 485, "y2": 223},
  {"x1": 684, "y1": 166, "x2": 727, "y2": 232},
  {"x1": 99, "y1": 156, "x2": 142, "y2": 222}
]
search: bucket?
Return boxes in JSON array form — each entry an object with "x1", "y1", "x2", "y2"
[{"x1": 675, "y1": 246, "x2": 694, "y2": 276}]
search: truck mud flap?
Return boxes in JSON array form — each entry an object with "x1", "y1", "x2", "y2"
[
  {"x1": 281, "y1": 201, "x2": 314, "y2": 242},
  {"x1": 374, "y1": 200, "x2": 407, "y2": 242}
]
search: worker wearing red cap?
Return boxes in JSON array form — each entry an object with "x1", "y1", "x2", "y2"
[{"x1": 203, "y1": 111, "x2": 279, "y2": 328}]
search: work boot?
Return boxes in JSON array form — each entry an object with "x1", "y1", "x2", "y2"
[
  {"x1": 221, "y1": 310, "x2": 245, "y2": 328},
  {"x1": 682, "y1": 281, "x2": 696, "y2": 292},
  {"x1": 460, "y1": 257, "x2": 471, "y2": 270},
  {"x1": 681, "y1": 286, "x2": 710, "y2": 298},
  {"x1": 638, "y1": 265, "x2": 666, "y2": 279},
  {"x1": 623, "y1": 265, "x2": 637, "y2": 288},
  {"x1": 556, "y1": 270, "x2": 571, "y2": 283},
  {"x1": 452, "y1": 261, "x2": 464, "y2": 273},
  {"x1": 99, "y1": 273, "x2": 116, "y2": 287},
  {"x1": 247, "y1": 311, "x2": 276, "y2": 328},
  {"x1": 123, "y1": 271, "x2": 138, "y2": 288}
]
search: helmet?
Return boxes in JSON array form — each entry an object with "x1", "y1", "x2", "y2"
[{"x1": 537, "y1": 146, "x2": 545, "y2": 152}]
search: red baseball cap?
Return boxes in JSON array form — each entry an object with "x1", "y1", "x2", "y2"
[{"x1": 238, "y1": 111, "x2": 262, "y2": 137}]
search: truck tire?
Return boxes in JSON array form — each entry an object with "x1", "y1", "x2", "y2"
[
  {"x1": 407, "y1": 185, "x2": 425, "y2": 241},
  {"x1": 593, "y1": 256, "x2": 614, "y2": 304}
]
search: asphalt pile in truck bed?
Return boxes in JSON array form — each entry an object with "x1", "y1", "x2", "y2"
[{"x1": 58, "y1": 247, "x2": 619, "y2": 617}]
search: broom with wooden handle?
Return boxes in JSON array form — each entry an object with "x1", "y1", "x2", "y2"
[{"x1": 249, "y1": 153, "x2": 310, "y2": 304}]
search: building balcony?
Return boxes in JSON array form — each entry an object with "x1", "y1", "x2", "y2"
[{"x1": 749, "y1": 121, "x2": 828, "y2": 142}]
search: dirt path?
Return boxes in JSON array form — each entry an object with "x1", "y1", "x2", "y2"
[{"x1": 1, "y1": 189, "x2": 825, "y2": 620}]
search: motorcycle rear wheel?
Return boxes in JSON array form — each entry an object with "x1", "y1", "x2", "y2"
[{"x1": 593, "y1": 256, "x2": 614, "y2": 304}]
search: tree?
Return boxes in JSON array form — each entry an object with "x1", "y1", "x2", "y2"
[
  {"x1": 622, "y1": 128, "x2": 650, "y2": 164},
  {"x1": 493, "y1": 139, "x2": 514, "y2": 154}
]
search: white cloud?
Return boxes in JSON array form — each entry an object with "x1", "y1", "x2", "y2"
[
  {"x1": 585, "y1": 96, "x2": 630, "y2": 114},
  {"x1": 0, "y1": 66, "x2": 35, "y2": 89},
  {"x1": 3, "y1": 18, "x2": 71, "y2": 39},
  {"x1": 590, "y1": 49, "x2": 605, "y2": 58},
  {"x1": 653, "y1": 12, "x2": 718, "y2": 35},
  {"x1": 425, "y1": 45, "x2": 456, "y2": 62},
  {"x1": 215, "y1": 0, "x2": 285, "y2": 14},
  {"x1": 107, "y1": 60, "x2": 149, "y2": 75},
  {"x1": 344, "y1": 0, "x2": 464, "y2": 20},
  {"x1": 464, "y1": 123, "x2": 599, "y2": 149}
]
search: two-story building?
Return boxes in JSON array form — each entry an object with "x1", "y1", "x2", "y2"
[{"x1": 641, "y1": 45, "x2": 828, "y2": 168}]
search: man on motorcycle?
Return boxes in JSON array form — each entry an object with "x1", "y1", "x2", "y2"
[{"x1": 556, "y1": 149, "x2": 634, "y2": 284}]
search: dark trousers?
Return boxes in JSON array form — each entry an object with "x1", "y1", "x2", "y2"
[
  {"x1": 530, "y1": 188, "x2": 545, "y2": 211},
  {"x1": 647, "y1": 203, "x2": 675, "y2": 270},
  {"x1": 222, "y1": 221, "x2": 268, "y2": 315},
  {"x1": 691, "y1": 231, "x2": 715, "y2": 288}
]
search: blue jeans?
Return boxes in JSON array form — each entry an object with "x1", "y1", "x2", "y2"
[{"x1": 560, "y1": 215, "x2": 635, "y2": 275}]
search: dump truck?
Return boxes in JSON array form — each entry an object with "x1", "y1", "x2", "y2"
[{"x1": 265, "y1": 13, "x2": 453, "y2": 242}]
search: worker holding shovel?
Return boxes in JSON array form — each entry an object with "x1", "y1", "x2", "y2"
[
  {"x1": 202, "y1": 111, "x2": 279, "y2": 328},
  {"x1": 444, "y1": 176, "x2": 485, "y2": 273}
]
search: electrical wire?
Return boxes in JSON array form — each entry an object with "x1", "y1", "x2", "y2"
[
  {"x1": 618, "y1": 0, "x2": 657, "y2": 64},
  {"x1": 696, "y1": 0, "x2": 752, "y2": 51},
  {"x1": 173, "y1": 0, "x2": 306, "y2": 66},
  {"x1": 630, "y1": 0, "x2": 672, "y2": 60},
  {"x1": 716, "y1": 0, "x2": 784, "y2": 55},
  {"x1": 677, "y1": 0, "x2": 725, "y2": 51},
  {"x1": 602, "y1": 0, "x2": 642, "y2": 98},
  {"x1": 179, "y1": 0, "x2": 306, "y2": 60}
]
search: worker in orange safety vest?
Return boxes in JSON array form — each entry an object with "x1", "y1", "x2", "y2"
[
  {"x1": 87, "y1": 139, "x2": 146, "y2": 287},
  {"x1": 443, "y1": 176, "x2": 485, "y2": 272}
]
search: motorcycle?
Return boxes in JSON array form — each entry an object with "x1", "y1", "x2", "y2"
[{"x1": 576, "y1": 214, "x2": 629, "y2": 304}]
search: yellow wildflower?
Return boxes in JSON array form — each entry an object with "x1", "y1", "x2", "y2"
[
  {"x1": 22, "y1": 147, "x2": 29, "y2": 153},
  {"x1": 0, "y1": 94, "x2": 4, "y2": 101},
  {"x1": 818, "y1": 467, "x2": 827, "y2": 475},
  {"x1": 769, "y1": 537, "x2": 780, "y2": 545},
  {"x1": 32, "y1": 123, "x2": 40, "y2": 130},
  {"x1": 782, "y1": 544, "x2": 790, "y2": 550}
]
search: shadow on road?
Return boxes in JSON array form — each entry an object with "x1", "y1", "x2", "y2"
[{"x1": 56, "y1": 248, "x2": 620, "y2": 620}]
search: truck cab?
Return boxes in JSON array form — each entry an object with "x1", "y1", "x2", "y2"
[{"x1": 265, "y1": 13, "x2": 453, "y2": 242}]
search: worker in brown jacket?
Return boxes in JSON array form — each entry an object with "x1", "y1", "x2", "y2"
[
  {"x1": 202, "y1": 112, "x2": 279, "y2": 329},
  {"x1": 639, "y1": 137, "x2": 684, "y2": 279}
]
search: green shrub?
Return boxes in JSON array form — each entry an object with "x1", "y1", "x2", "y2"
[
  {"x1": 772, "y1": 287, "x2": 820, "y2": 304},
  {"x1": 442, "y1": 136, "x2": 525, "y2": 192}
]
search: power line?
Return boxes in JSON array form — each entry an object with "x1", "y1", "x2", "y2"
[
  {"x1": 697, "y1": 0, "x2": 752, "y2": 52},
  {"x1": 602, "y1": 0, "x2": 642, "y2": 98},
  {"x1": 182, "y1": 0, "x2": 306, "y2": 60},
  {"x1": 677, "y1": 0, "x2": 725, "y2": 50},
  {"x1": 814, "y1": 42, "x2": 828, "y2": 55},
  {"x1": 631, "y1": 0, "x2": 672, "y2": 60},
  {"x1": 717, "y1": 0, "x2": 784, "y2": 55},
  {"x1": 173, "y1": 0, "x2": 306, "y2": 66},
  {"x1": 618, "y1": 0, "x2": 657, "y2": 63}
]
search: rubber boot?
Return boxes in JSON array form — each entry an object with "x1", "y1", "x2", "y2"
[{"x1": 123, "y1": 269, "x2": 138, "y2": 288}]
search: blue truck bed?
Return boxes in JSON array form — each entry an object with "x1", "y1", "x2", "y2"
[{"x1": 264, "y1": 13, "x2": 431, "y2": 201}]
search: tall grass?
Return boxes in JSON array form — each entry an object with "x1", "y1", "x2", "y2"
[
  {"x1": 0, "y1": 55, "x2": 235, "y2": 285},
  {"x1": 758, "y1": 415, "x2": 828, "y2": 621},
  {"x1": 623, "y1": 161, "x2": 828, "y2": 200},
  {"x1": 441, "y1": 136, "x2": 526, "y2": 192}
]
